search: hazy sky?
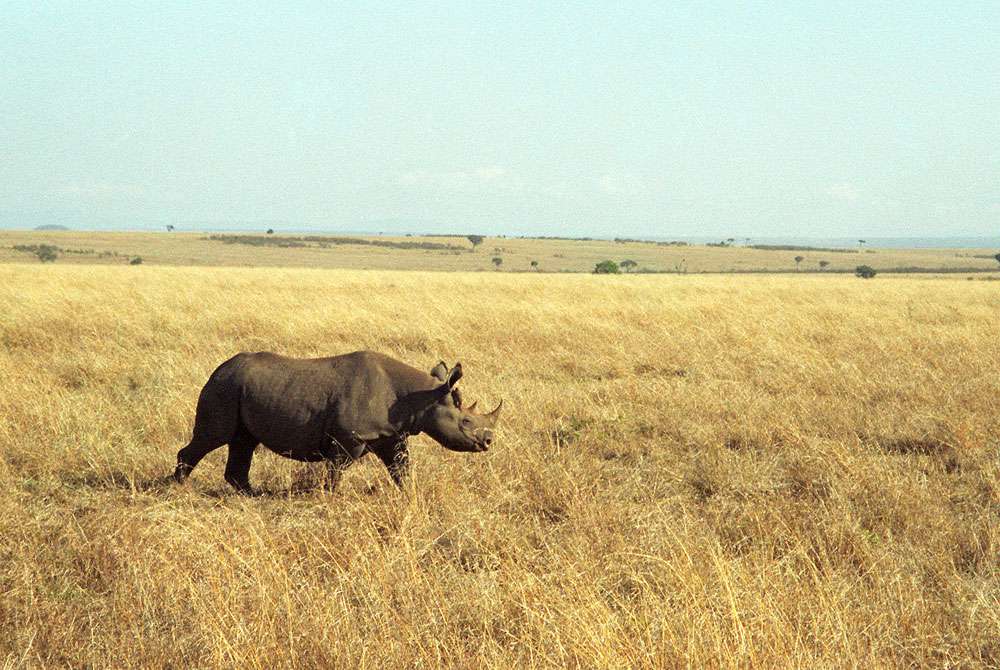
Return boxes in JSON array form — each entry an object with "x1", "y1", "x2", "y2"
[{"x1": 1, "y1": 2, "x2": 997, "y2": 237}]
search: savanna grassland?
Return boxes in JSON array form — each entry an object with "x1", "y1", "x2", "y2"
[
  {"x1": 3, "y1": 229, "x2": 1000, "y2": 274},
  {"x1": 1, "y1": 263, "x2": 999, "y2": 668}
]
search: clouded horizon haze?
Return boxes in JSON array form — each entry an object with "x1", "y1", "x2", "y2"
[{"x1": 1, "y1": 2, "x2": 997, "y2": 238}]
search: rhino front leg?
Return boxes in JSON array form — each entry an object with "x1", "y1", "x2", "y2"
[
  {"x1": 323, "y1": 451, "x2": 353, "y2": 492},
  {"x1": 373, "y1": 441, "x2": 410, "y2": 488}
]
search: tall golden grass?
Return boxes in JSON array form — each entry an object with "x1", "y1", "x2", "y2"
[{"x1": 1, "y1": 264, "x2": 997, "y2": 668}]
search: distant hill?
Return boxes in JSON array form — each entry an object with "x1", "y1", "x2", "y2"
[{"x1": 34, "y1": 224, "x2": 70, "y2": 231}]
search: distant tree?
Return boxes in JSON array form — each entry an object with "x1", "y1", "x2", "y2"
[
  {"x1": 491, "y1": 256, "x2": 503, "y2": 270},
  {"x1": 794, "y1": 255, "x2": 804, "y2": 269},
  {"x1": 129, "y1": 256, "x2": 143, "y2": 265},
  {"x1": 818, "y1": 260, "x2": 830, "y2": 270},
  {"x1": 466, "y1": 235, "x2": 485, "y2": 250},
  {"x1": 266, "y1": 228, "x2": 274, "y2": 235},
  {"x1": 726, "y1": 238, "x2": 735, "y2": 245},
  {"x1": 166, "y1": 224, "x2": 175, "y2": 232},
  {"x1": 594, "y1": 260, "x2": 620, "y2": 274},
  {"x1": 35, "y1": 245, "x2": 58, "y2": 263},
  {"x1": 620, "y1": 259, "x2": 638, "y2": 273},
  {"x1": 858, "y1": 239, "x2": 866, "y2": 248},
  {"x1": 530, "y1": 260, "x2": 539, "y2": 271},
  {"x1": 994, "y1": 252, "x2": 1000, "y2": 266},
  {"x1": 855, "y1": 265, "x2": 877, "y2": 279}
]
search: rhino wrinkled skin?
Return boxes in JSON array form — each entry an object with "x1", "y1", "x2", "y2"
[{"x1": 173, "y1": 350, "x2": 501, "y2": 494}]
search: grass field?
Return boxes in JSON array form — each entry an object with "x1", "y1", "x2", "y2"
[
  {"x1": 3, "y1": 229, "x2": 1000, "y2": 274},
  {"x1": 1, "y1": 263, "x2": 999, "y2": 668}
]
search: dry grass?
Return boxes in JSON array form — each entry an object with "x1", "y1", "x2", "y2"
[
  {"x1": 1, "y1": 264, "x2": 998, "y2": 668},
  {"x1": 3, "y1": 230, "x2": 999, "y2": 274}
]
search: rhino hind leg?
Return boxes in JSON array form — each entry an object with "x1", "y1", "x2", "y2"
[
  {"x1": 224, "y1": 428, "x2": 258, "y2": 495},
  {"x1": 174, "y1": 436, "x2": 226, "y2": 483},
  {"x1": 174, "y1": 378, "x2": 241, "y2": 484}
]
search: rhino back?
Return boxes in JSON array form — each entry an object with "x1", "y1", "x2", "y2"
[{"x1": 230, "y1": 351, "x2": 436, "y2": 456}]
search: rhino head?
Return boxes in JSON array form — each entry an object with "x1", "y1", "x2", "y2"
[{"x1": 417, "y1": 361, "x2": 502, "y2": 452}]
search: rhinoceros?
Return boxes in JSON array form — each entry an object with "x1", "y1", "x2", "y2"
[{"x1": 173, "y1": 350, "x2": 501, "y2": 494}]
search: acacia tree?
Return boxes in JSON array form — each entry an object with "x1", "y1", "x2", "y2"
[
  {"x1": 467, "y1": 235, "x2": 485, "y2": 250},
  {"x1": 530, "y1": 260, "x2": 539, "y2": 271},
  {"x1": 819, "y1": 260, "x2": 830, "y2": 270},
  {"x1": 794, "y1": 255, "x2": 804, "y2": 270},
  {"x1": 994, "y1": 252, "x2": 1000, "y2": 266},
  {"x1": 166, "y1": 224, "x2": 175, "y2": 232},
  {"x1": 620, "y1": 259, "x2": 638, "y2": 273},
  {"x1": 491, "y1": 256, "x2": 503, "y2": 270}
]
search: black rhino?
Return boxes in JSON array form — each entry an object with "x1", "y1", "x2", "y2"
[{"x1": 173, "y1": 351, "x2": 501, "y2": 494}]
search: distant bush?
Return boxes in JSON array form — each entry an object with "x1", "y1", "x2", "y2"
[
  {"x1": 620, "y1": 259, "x2": 638, "y2": 272},
  {"x1": 594, "y1": 260, "x2": 620, "y2": 274},
  {"x1": 855, "y1": 265, "x2": 877, "y2": 279},
  {"x1": 994, "y1": 252, "x2": 1000, "y2": 265},
  {"x1": 36, "y1": 245, "x2": 58, "y2": 263},
  {"x1": 14, "y1": 244, "x2": 60, "y2": 262},
  {"x1": 491, "y1": 256, "x2": 503, "y2": 269},
  {"x1": 129, "y1": 256, "x2": 143, "y2": 265},
  {"x1": 819, "y1": 260, "x2": 830, "y2": 270},
  {"x1": 467, "y1": 235, "x2": 485, "y2": 249}
]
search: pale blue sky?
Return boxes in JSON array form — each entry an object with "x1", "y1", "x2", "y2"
[{"x1": 1, "y1": 2, "x2": 997, "y2": 237}]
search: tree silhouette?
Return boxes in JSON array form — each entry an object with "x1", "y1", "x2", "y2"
[
  {"x1": 166, "y1": 224, "x2": 175, "y2": 232},
  {"x1": 530, "y1": 260, "x2": 539, "y2": 271},
  {"x1": 491, "y1": 256, "x2": 503, "y2": 270},
  {"x1": 819, "y1": 260, "x2": 830, "y2": 270},
  {"x1": 467, "y1": 235, "x2": 485, "y2": 250},
  {"x1": 794, "y1": 255, "x2": 804, "y2": 270},
  {"x1": 620, "y1": 259, "x2": 638, "y2": 273}
]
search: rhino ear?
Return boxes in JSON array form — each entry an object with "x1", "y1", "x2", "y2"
[
  {"x1": 445, "y1": 362, "x2": 462, "y2": 389},
  {"x1": 430, "y1": 361, "x2": 449, "y2": 381}
]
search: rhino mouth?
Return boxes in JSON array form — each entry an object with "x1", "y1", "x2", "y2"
[{"x1": 459, "y1": 428, "x2": 490, "y2": 452}]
